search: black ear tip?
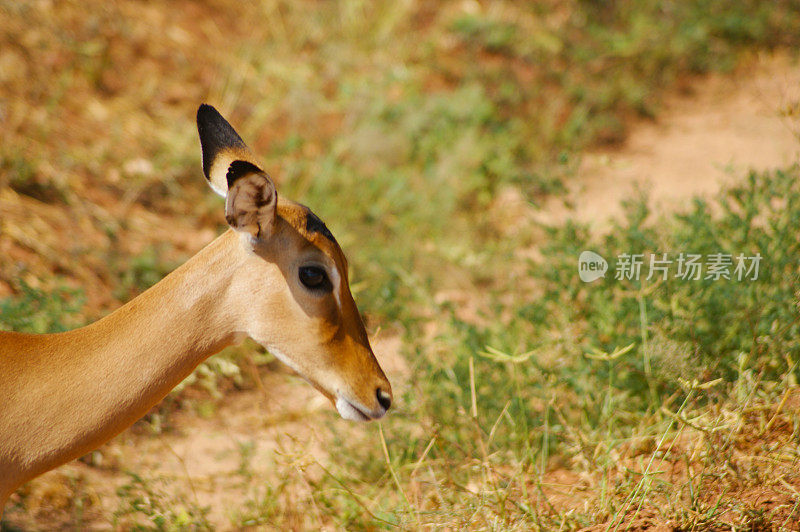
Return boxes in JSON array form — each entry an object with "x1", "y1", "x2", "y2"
[
  {"x1": 195, "y1": 103, "x2": 251, "y2": 183},
  {"x1": 197, "y1": 103, "x2": 221, "y2": 127}
]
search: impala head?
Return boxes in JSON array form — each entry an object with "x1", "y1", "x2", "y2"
[{"x1": 196, "y1": 104, "x2": 391, "y2": 421}]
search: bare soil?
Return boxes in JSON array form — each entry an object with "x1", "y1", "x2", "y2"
[{"x1": 535, "y1": 52, "x2": 800, "y2": 228}]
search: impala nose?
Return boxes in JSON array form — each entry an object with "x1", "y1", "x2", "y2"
[{"x1": 376, "y1": 387, "x2": 392, "y2": 411}]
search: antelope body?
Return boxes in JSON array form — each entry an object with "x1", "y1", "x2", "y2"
[{"x1": 0, "y1": 105, "x2": 392, "y2": 515}]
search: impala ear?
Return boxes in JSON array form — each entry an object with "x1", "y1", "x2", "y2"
[
  {"x1": 196, "y1": 104, "x2": 278, "y2": 239},
  {"x1": 224, "y1": 161, "x2": 277, "y2": 239},
  {"x1": 196, "y1": 103, "x2": 261, "y2": 197}
]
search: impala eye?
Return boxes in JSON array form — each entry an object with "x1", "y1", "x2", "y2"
[{"x1": 299, "y1": 265, "x2": 331, "y2": 291}]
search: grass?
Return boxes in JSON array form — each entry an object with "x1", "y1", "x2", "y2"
[
  {"x1": 113, "y1": 473, "x2": 212, "y2": 531},
  {"x1": 369, "y1": 166, "x2": 800, "y2": 528},
  {"x1": 2, "y1": 0, "x2": 800, "y2": 529}
]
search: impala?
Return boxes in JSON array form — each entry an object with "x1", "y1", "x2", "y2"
[{"x1": 0, "y1": 104, "x2": 392, "y2": 515}]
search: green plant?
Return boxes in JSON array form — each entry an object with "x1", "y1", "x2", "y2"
[
  {"x1": 0, "y1": 280, "x2": 85, "y2": 333},
  {"x1": 528, "y1": 166, "x2": 800, "y2": 395},
  {"x1": 114, "y1": 473, "x2": 211, "y2": 531},
  {"x1": 111, "y1": 246, "x2": 183, "y2": 301}
]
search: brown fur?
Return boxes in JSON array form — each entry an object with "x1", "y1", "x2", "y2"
[
  {"x1": 0, "y1": 105, "x2": 391, "y2": 516},
  {"x1": 0, "y1": 198, "x2": 391, "y2": 515}
]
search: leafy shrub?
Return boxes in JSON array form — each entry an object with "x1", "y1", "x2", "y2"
[
  {"x1": 0, "y1": 280, "x2": 85, "y2": 333},
  {"x1": 529, "y1": 166, "x2": 800, "y2": 393}
]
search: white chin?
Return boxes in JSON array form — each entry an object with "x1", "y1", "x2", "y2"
[{"x1": 336, "y1": 397, "x2": 370, "y2": 421}]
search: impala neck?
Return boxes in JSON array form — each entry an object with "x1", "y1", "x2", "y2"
[{"x1": 0, "y1": 229, "x2": 247, "y2": 499}]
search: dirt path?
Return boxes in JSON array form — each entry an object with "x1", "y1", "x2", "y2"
[{"x1": 536, "y1": 52, "x2": 800, "y2": 228}]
